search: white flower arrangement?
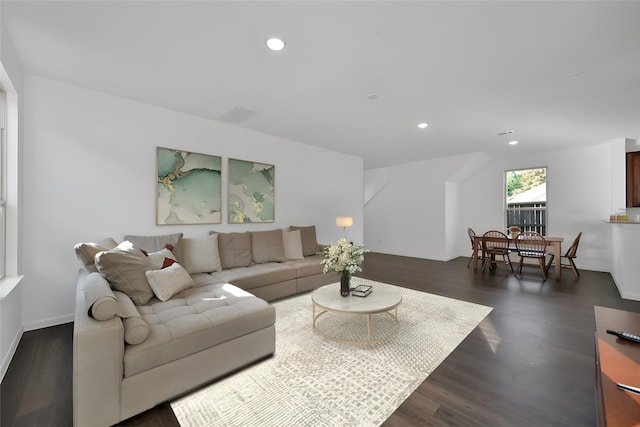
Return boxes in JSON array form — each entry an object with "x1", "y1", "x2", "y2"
[{"x1": 319, "y1": 238, "x2": 369, "y2": 275}]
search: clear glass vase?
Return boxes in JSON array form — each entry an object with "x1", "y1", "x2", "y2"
[{"x1": 340, "y1": 272, "x2": 351, "y2": 297}]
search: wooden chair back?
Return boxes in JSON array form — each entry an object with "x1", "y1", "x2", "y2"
[
  {"x1": 515, "y1": 231, "x2": 547, "y2": 256},
  {"x1": 468, "y1": 228, "x2": 478, "y2": 249},
  {"x1": 565, "y1": 232, "x2": 582, "y2": 258},
  {"x1": 482, "y1": 230, "x2": 510, "y2": 254},
  {"x1": 514, "y1": 231, "x2": 548, "y2": 280}
]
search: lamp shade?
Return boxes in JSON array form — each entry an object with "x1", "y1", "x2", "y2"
[{"x1": 336, "y1": 216, "x2": 353, "y2": 227}]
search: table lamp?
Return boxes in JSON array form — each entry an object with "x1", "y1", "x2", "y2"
[{"x1": 336, "y1": 216, "x2": 353, "y2": 238}]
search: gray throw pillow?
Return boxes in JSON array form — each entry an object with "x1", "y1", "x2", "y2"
[
  {"x1": 283, "y1": 229, "x2": 304, "y2": 260},
  {"x1": 210, "y1": 231, "x2": 252, "y2": 269},
  {"x1": 289, "y1": 225, "x2": 319, "y2": 256},
  {"x1": 123, "y1": 233, "x2": 183, "y2": 253},
  {"x1": 74, "y1": 237, "x2": 119, "y2": 269},
  {"x1": 251, "y1": 230, "x2": 287, "y2": 263},
  {"x1": 95, "y1": 241, "x2": 154, "y2": 305},
  {"x1": 179, "y1": 235, "x2": 222, "y2": 274}
]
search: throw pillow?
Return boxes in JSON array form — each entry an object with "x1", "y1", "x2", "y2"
[
  {"x1": 94, "y1": 241, "x2": 154, "y2": 305},
  {"x1": 146, "y1": 248, "x2": 177, "y2": 270},
  {"x1": 211, "y1": 231, "x2": 253, "y2": 269},
  {"x1": 123, "y1": 233, "x2": 183, "y2": 253},
  {"x1": 74, "y1": 237, "x2": 119, "y2": 269},
  {"x1": 251, "y1": 230, "x2": 287, "y2": 263},
  {"x1": 145, "y1": 262, "x2": 194, "y2": 302},
  {"x1": 178, "y1": 235, "x2": 222, "y2": 274},
  {"x1": 282, "y1": 229, "x2": 304, "y2": 260},
  {"x1": 289, "y1": 225, "x2": 319, "y2": 256}
]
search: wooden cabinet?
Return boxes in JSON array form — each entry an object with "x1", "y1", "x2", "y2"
[
  {"x1": 594, "y1": 306, "x2": 640, "y2": 426},
  {"x1": 626, "y1": 152, "x2": 640, "y2": 207}
]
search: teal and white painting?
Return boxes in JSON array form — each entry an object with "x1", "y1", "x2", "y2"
[
  {"x1": 228, "y1": 158, "x2": 275, "y2": 223},
  {"x1": 157, "y1": 147, "x2": 222, "y2": 224}
]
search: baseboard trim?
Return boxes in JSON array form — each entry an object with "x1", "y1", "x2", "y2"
[
  {"x1": 23, "y1": 313, "x2": 74, "y2": 332},
  {"x1": 0, "y1": 325, "x2": 23, "y2": 383}
]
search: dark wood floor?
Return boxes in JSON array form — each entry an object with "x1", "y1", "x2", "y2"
[{"x1": 3, "y1": 253, "x2": 640, "y2": 426}]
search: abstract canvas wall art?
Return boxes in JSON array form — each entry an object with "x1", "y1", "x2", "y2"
[
  {"x1": 228, "y1": 158, "x2": 275, "y2": 223},
  {"x1": 157, "y1": 147, "x2": 222, "y2": 225}
]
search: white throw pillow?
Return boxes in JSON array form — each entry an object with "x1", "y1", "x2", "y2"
[
  {"x1": 147, "y1": 248, "x2": 177, "y2": 270},
  {"x1": 145, "y1": 262, "x2": 194, "y2": 302},
  {"x1": 283, "y1": 229, "x2": 304, "y2": 260},
  {"x1": 180, "y1": 234, "x2": 222, "y2": 274}
]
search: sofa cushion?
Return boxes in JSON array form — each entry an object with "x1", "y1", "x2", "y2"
[
  {"x1": 212, "y1": 231, "x2": 253, "y2": 269},
  {"x1": 179, "y1": 235, "x2": 222, "y2": 274},
  {"x1": 126, "y1": 283, "x2": 275, "y2": 377},
  {"x1": 251, "y1": 230, "x2": 286, "y2": 264},
  {"x1": 289, "y1": 225, "x2": 319, "y2": 256},
  {"x1": 283, "y1": 229, "x2": 304, "y2": 260},
  {"x1": 84, "y1": 272, "x2": 118, "y2": 321},
  {"x1": 147, "y1": 248, "x2": 177, "y2": 270},
  {"x1": 145, "y1": 262, "x2": 194, "y2": 302},
  {"x1": 123, "y1": 233, "x2": 183, "y2": 253},
  {"x1": 95, "y1": 241, "x2": 155, "y2": 305},
  {"x1": 209, "y1": 262, "x2": 296, "y2": 291},
  {"x1": 283, "y1": 254, "x2": 326, "y2": 277},
  {"x1": 190, "y1": 273, "x2": 225, "y2": 287},
  {"x1": 74, "y1": 237, "x2": 119, "y2": 270},
  {"x1": 114, "y1": 291, "x2": 150, "y2": 345}
]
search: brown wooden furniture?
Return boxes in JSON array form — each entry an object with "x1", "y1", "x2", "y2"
[
  {"x1": 594, "y1": 306, "x2": 640, "y2": 427},
  {"x1": 481, "y1": 230, "x2": 513, "y2": 273},
  {"x1": 467, "y1": 228, "x2": 483, "y2": 268},
  {"x1": 514, "y1": 231, "x2": 548, "y2": 280},
  {"x1": 471, "y1": 234, "x2": 564, "y2": 277},
  {"x1": 548, "y1": 232, "x2": 582, "y2": 279},
  {"x1": 626, "y1": 152, "x2": 640, "y2": 207}
]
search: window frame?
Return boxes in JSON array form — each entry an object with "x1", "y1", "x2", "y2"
[
  {"x1": 0, "y1": 89, "x2": 5, "y2": 279},
  {"x1": 505, "y1": 166, "x2": 548, "y2": 236}
]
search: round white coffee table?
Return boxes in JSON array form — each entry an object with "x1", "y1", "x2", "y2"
[{"x1": 311, "y1": 282, "x2": 402, "y2": 345}]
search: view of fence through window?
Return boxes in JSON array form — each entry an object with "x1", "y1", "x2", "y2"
[{"x1": 506, "y1": 167, "x2": 547, "y2": 235}]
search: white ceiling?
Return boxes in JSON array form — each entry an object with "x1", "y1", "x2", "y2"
[{"x1": 2, "y1": 1, "x2": 639, "y2": 168}]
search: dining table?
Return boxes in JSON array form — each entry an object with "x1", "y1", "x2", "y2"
[{"x1": 472, "y1": 234, "x2": 564, "y2": 278}]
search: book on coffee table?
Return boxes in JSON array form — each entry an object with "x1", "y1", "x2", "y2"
[{"x1": 351, "y1": 284, "x2": 372, "y2": 297}]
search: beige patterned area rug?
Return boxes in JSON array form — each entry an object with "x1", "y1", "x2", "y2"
[{"x1": 171, "y1": 278, "x2": 492, "y2": 427}]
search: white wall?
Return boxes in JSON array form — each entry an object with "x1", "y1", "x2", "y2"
[
  {"x1": 364, "y1": 155, "x2": 468, "y2": 261},
  {"x1": 0, "y1": 9, "x2": 25, "y2": 381},
  {"x1": 21, "y1": 75, "x2": 364, "y2": 330},
  {"x1": 366, "y1": 142, "x2": 624, "y2": 272}
]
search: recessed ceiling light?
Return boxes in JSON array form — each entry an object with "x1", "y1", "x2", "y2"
[
  {"x1": 509, "y1": 140, "x2": 519, "y2": 145},
  {"x1": 367, "y1": 93, "x2": 379, "y2": 100},
  {"x1": 266, "y1": 38, "x2": 285, "y2": 51},
  {"x1": 417, "y1": 123, "x2": 429, "y2": 129}
]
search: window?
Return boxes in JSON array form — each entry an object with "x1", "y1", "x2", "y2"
[
  {"x1": 506, "y1": 167, "x2": 547, "y2": 235},
  {"x1": 0, "y1": 89, "x2": 5, "y2": 279}
]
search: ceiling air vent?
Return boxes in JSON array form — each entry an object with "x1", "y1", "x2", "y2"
[{"x1": 218, "y1": 105, "x2": 258, "y2": 124}]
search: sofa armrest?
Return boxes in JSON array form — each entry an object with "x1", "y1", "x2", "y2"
[
  {"x1": 73, "y1": 270, "x2": 125, "y2": 427},
  {"x1": 84, "y1": 272, "x2": 118, "y2": 320}
]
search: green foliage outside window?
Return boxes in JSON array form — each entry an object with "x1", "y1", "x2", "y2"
[{"x1": 506, "y1": 168, "x2": 546, "y2": 197}]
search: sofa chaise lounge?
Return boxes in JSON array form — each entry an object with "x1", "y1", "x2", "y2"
[{"x1": 73, "y1": 226, "x2": 337, "y2": 426}]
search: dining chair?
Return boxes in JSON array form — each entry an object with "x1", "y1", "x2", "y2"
[
  {"x1": 467, "y1": 228, "x2": 484, "y2": 268},
  {"x1": 514, "y1": 231, "x2": 548, "y2": 280},
  {"x1": 547, "y1": 232, "x2": 582, "y2": 279},
  {"x1": 481, "y1": 230, "x2": 513, "y2": 273}
]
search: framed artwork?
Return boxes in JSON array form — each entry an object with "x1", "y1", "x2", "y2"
[
  {"x1": 228, "y1": 158, "x2": 275, "y2": 223},
  {"x1": 156, "y1": 147, "x2": 222, "y2": 225}
]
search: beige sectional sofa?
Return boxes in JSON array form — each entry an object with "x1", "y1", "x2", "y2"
[{"x1": 73, "y1": 226, "x2": 338, "y2": 427}]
